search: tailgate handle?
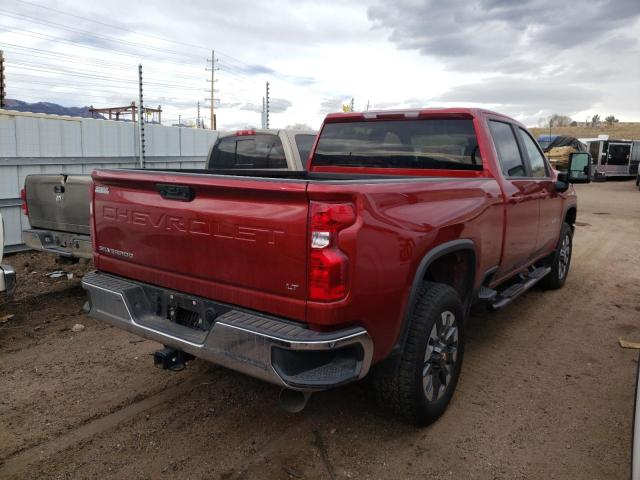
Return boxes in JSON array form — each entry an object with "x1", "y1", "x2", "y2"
[
  {"x1": 53, "y1": 185, "x2": 65, "y2": 194},
  {"x1": 156, "y1": 184, "x2": 195, "y2": 202}
]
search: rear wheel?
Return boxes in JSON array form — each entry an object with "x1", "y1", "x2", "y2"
[
  {"x1": 540, "y1": 222, "x2": 572, "y2": 290},
  {"x1": 373, "y1": 282, "x2": 465, "y2": 426}
]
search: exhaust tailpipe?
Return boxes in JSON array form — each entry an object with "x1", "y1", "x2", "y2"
[{"x1": 279, "y1": 389, "x2": 312, "y2": 413}]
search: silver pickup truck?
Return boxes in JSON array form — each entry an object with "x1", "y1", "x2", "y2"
[
  {"x1": 1, "y1": 212, "x2": 17, "y2": 296},
  {"x1": 22, "y1": 129, "x2": 316, "y2": 259},
  {"x1": 22, "y1": 174, "x2": 93, "y2": 259}
]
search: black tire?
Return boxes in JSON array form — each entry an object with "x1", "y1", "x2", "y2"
[
  {"x1": 540, "y1": 222, "x2": 573, "y2": 290},
  {"x1": 373, "y1": 282, "x2": 465, "y2": 426}
]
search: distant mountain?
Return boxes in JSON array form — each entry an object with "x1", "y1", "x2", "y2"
[{"x1": 2, "y1": 99, "x2": 104, "y2": 118}]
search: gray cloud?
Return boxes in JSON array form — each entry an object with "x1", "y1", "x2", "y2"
[
  {"x1": 269, "y1": 98, "x2": 293, "y2": 113},
  {"x1": 433, "y1": 76, "x2": 601, "y2": 123},
  {"x1": 368, "y1": 0, "x2": 640, "y2": 121},
  {"x1": 240, "y1": 98, "x2": 292, "y2": 113},
  {"x1": 318, "y1": 96, "x2": 351, "y2": 114},
  {"x1": 435, "y1": 77, "x2": 600, "y2": 110},
  {"x1": 368, "y1": 0, "x2": 640, "y2": 73}
]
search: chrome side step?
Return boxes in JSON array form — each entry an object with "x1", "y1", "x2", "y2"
[{"x1": 482, "y1": 266, "x2": 552, "y2": 311}]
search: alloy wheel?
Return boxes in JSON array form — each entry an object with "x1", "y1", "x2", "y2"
[
  {"x1": 558, "y1": 232, "x2": 571, "y2": 280},
  {"x1": 422, "y1": 310, "x2": 459, "y2": 402}
]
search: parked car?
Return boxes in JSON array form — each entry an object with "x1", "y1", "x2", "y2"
[
  {"x1": 80, "y1": 108, "x2": 590, "y2": 425},
  {"x1": 21, "y1": 129, "x2": 317, "y2": 260},
  {"x1": 0, "y1": 212, "x2": 17, "y2": 297}
]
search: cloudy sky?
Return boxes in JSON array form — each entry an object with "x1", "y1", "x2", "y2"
[{"x1": 1, "y1": 0, "x2": 639, "y2": 129}]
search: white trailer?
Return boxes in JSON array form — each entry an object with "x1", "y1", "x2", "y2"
[{"x1": 580, "y1": 135, "x2": 639, "y2": 179}]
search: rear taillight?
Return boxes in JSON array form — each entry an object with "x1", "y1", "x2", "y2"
[
  {"x1": 308, "y1": 201, "x2": 356, "y2": 301},
  {"x1": 235, "y1": 129, "x2": 256, "y2": 136},
  {"x1": 20, "y1": 188, "x2": 28, "y2": 216}
]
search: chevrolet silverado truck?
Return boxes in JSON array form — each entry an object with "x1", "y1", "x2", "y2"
[
  {"x1": 21, "y1": 129, "x2": 316, "y2": 260},
  {"x1": 0, "y1": 212, "x2": 17, "y2": 297},
  {"x1": 81, "y1": 109, "x2": 590, "y2": 425}
]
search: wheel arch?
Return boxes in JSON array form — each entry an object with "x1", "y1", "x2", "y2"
[
  {"x1": 564, "y1": 206, "x2": 577, "y2": 227},
  {"x1": 379, "y1": 239, "x2": 476, "y2": 373}
]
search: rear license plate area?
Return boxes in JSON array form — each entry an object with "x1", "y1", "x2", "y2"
[{"x1": 164, "y1": 293, "x2": 211, "y2": 331}]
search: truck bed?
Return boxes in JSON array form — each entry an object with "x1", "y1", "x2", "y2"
[{"x1": 90, "y1": 166, "x2": 503, "y2": 361}]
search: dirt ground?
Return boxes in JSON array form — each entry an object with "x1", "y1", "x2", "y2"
[{"x1": 1, "y1": 180, "x2": 639, "y2": 479}]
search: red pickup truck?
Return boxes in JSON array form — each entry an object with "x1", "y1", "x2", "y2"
[{"x1": 82, "y1": 108, "x2": 591, "y2": 425}]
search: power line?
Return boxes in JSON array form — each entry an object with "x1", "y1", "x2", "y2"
[
  {"x1": 7, "y1": 62, "x2": 203, "y2": 89},
  {"x1": 0, "y1": 42, "x2": 205, "y2": 81},
  {"x1": 10, "y1": 0, "x2": 290, "y2": 78},
  {"x1": 13, "y1": 0, "x2": 212, "y2": 52},
  {"x1": 0, "y1": 8, "x2": 202, "y2": 61},
  {"x1": 0, "y1": 26, "x2": 197, "y2": 67},
  {"x1": 4, "y1": 48, "x2": 205, "y2": 82}
]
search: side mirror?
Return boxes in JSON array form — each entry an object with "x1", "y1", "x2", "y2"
[{"x1": 567, "y1": 152, "x2": 592, "y2": 184}]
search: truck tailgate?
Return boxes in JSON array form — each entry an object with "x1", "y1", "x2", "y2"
[
  {"x1": 25, "y1": 175, "x2": 91, "y2": 235},
  {"x1": 91, "y1": 170, "x2": 309, "y2": 318}
]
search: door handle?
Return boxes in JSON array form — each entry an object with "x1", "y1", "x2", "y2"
[{"x1": 53, "y1": 185, "x2": 65, "y2": 194}]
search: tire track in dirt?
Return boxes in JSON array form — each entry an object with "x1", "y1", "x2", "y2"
[{"x1": 0, "y1": 371, "x2": 208, "y2": 478}]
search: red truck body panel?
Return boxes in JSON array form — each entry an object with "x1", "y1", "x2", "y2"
[
  {"x1": 92, "y1": 171, "x2": 309, "y2": 320},
  {"x1": 90, "y1": 108, "x2": 576, "y2": 364}
]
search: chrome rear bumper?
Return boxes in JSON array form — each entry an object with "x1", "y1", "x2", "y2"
[
  {"x1": 81, "y1": 271, "x2": 373, "y2": 391},
  {"x1": 23, "y1": 229, "x2": 92, "y2": 259}
]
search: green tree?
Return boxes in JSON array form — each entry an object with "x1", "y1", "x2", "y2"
[{"x1": 604, "y1": 115, "x2": 619, "y2": 125}]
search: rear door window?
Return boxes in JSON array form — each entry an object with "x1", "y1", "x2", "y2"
[
  {"x1": 313, "y1": 119, "x2": 482, "y2": 170},
  {"x1": 518, "y1": 128, "x2": 548, "y2": 177},
  {"x1": 209, "y1": 134, "x2": 287, "y2": 169},
  {"x1": 489, "y1": 121, "x2": 526, "y2": 177},
  {"x1": 294, "y1": 134, "x2": 316, "y2": 164}
]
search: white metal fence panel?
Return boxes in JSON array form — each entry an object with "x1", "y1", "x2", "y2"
[{"x1": 0, "y1": 109, "x2": 217, "y2": 250}]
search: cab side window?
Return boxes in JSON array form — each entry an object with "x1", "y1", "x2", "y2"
[
  {"x1": 518, "y1": 128, "x2": 548, "y2": 177},
  {"x1": 489, "y1": 121, "x2": 525, "y2": 177}
]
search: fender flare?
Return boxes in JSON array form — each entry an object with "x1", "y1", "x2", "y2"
[
  {"x1": 562, "y1": 203, "x2": 577, "y2": 226},
  {"x1": 380, "y1": 239, "x2": 476, "y2": 372}
]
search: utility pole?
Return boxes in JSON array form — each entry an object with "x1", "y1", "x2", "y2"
[
  {"x1": 366, "y1": 100, "x2": 370, "y2": 111},
  {"x1": 197, "y1": 101, "x2": 201, "y2": 128},
  {"x1": 261, "y1": 96, "x2": 265, "y2": 129},
  {"x1": 265, "y1": 81, "x2": 270, "y2": 129},
  {"x1": 137, "y1": 64, "x2": 145, "y2": 168},
  {"x1": 0, "y1": 50, "x2": 5, "y2": 109},
  {"x1": 207, "y1": 50, "x2": 218, "y2": 130},
  {"x1": 350, "y1": 97, "x2": 355, "y2": 112}
]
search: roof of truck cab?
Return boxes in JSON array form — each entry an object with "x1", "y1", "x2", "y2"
[
  {"x1": 217, "y1": 129, "x2": 316, "y2": 138},
  {"x1": 324, "y1": 107, "x2": 515, "y2": 122}
]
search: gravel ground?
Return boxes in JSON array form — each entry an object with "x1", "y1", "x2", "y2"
[{"x1": 0, "y1": 180, "x2": 638, "y2": 479}]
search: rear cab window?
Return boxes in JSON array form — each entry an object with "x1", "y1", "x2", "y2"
[
  {"x1": 208, "y1": 133, "x2": 288, "y2": 169},
  {"x1": 294, "y1": 134, "x2": 316, "y2": 165},
  {"x1": 312, "y1": 119, "x2": 483, "y2": 171}
]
